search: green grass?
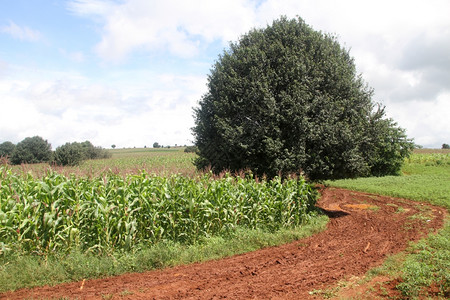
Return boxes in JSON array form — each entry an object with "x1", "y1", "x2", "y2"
[
  {"x1": 0, "y1": 214, "x2": 328, "y2": 293},
  {"x1": 325, "y1": 153, "x2": 449, "y2": 208},
  {"x1": 396, "y1": 222, "x2": 449, "y2": 298},
  {"x1": 328, "y1": 151, "x2": 450, "y2": 298}
]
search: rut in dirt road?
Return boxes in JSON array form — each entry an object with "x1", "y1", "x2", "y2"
[{"x1": 2, "y1": 187, "x2": 445, "y2": 299}]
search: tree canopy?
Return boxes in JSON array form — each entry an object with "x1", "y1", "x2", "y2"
[
  {"x1": 0, "y1": 141, "x2": 15, "y2": 158},
  {"x1": 10, "y1": 136, "x2": 52, "y2": 165},
  {"x1": 53, "y1": 141, "x2": 111, "y2": 166},
  {"x1": 193, "y1": 17, "x2": 413, "y2": 180}
]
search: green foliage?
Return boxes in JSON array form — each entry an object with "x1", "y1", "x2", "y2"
[
  {"x1": 153, "y1": 142, "x2": 160, "y2": 148},
  {"x1": 53, "y1": 142, "x2": 84, "y2": 166},
  {"x1": 79, "y1": 140, "x2": 111, "y2": 160},
  {"x1": 0, "y1": 166, "x2": 317, "y2": 255},
  {"x1": 443, "y1": 143, "x2": 450, "y2": 149},
  {"x1": 10, "y1": 136, "x2": 52, "y2": 165},
  {"x1": 0, "y1": 147, "x2": 327, "y2": 293},
  {"x1": 53, "y1": 141, "x2": 111, "y2": 166},
  {"x1": 362, "y1": 106, "x2": 414, "y2": 176},
  {"x1": 0, "y1": 141, "x2": 15, "y2": 158},
  {"x1": 193, "y1": 16, "x2": 413, "y2": 180},
  {"x1": 184, "y1": 145, "x2": 198, "y2": 153},
  {"x1": 397, "y1": 223, "x2": 449, "y2": 298}
]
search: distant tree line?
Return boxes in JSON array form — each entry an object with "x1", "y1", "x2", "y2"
[
  {"x1": 152, "y1": 142, "x2": 177, "y2": 149},
  {"x1": 0, "y1": 136, "x2": 111, "y2": 166}
]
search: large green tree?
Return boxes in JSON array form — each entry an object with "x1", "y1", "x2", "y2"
[
  {"x1": 193, "y1": 17, "x2": 413, "y2": 180},
  {"x1": 10, "y1": 136, "x2": 52, "y2": 165}
]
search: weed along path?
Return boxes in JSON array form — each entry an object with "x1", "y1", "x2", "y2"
[{"x1": 3, "y1": 187, "x2": 446, "y2": 299}]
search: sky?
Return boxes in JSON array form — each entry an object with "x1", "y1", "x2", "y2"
[{"x1": 0, "y1": 0, "x2": 449, "y2": 149}]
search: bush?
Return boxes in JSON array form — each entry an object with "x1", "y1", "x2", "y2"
[
  {"x1": 79, "y1": 141, "x2": 111, "y2": 160},
  {"x1": 0, "y1": 141, "x2": 15, "y2": 158},
  {"x1": 184, "y1": 146, "x2": 198, "y2": 153},
  {"x1": 193, "y1": 17, "x2": 413, "y2": 180},
  {"x1": 53, "y1": 142, "x2": 84, "y2": 166},
  {"x1": 54, "y1": 141, "x2": 111, "y2": 166},
  {"x1": 10, "y1": 136, "x2": 52, "y2": 165}
]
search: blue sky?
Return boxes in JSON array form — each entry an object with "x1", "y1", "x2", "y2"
[{"x1": 1, "y1": 0, "x2": 449, "y2": 149}]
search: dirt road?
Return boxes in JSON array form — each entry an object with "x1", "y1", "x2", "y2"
[{"x1": 2, "y1": 187, "x2": 445, "y2": 299}]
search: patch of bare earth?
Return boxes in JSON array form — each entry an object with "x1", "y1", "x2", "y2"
[{"x1": 2, "y1": 187, "x2": 445, "y2": 299}]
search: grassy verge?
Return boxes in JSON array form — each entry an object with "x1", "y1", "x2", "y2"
[
  {"x1": 325, "y1": 165, "x2": 449, "y2": 208},
  {"x1": 327, "y1": 152, "x2": 449, "y2": 298},
  {"x1": 0, "y1": 213, "x2": 328, "y2": 293}
]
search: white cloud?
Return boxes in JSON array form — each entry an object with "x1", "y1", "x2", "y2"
[
  {"x1": 0, "y1": 21, "x2": 42, "y2": 42},
  {"x1": 68, "y1": 0, "x2": 258, "y2": 61},
  {"x1": 0, "y1": 66, "x2": 206, "y2": 148},
  {"x1": 2, "y1": 0, "x2": 449, "y2": 149},
  {"x1": 385, "y1": 92, "x2": 450, "y2": 147}
]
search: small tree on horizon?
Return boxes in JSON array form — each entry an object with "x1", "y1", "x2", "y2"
[{"x1": 442, "y1": 143, "x2": 450, "y2": 149}]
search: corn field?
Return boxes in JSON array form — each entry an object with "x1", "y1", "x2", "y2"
[
  {"x1": 0, "y1": 165, "x2": 317, "y2": 255},
  {"x1": 10, "y1": 149, "x2": 198, "y2": 178},
  {"x1": 406, "y1": 153, "x2": 450, "y2": 166}
]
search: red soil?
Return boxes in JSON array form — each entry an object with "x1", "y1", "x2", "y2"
[{"x1": 2, "y1": 187, "x2": 446, "y2": 299}]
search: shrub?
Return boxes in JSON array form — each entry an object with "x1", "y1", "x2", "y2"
[
  {"x1": 184, "y1": 146, "x2": 198, "y2": 153},
  {"x1": 53, "y1": 142, "x2": 84, "y2": 166},
  {"x1": 54, "y1": 141, "x2": 111, "y2": 166},
  {"x1": 0, "y1": 141, "x2": 15, "y2": 158},
  {"x1": 10, "y1": 136, "x2": 52, "y2": 165},
  {"x1": 79, "y1": 141, "x2": 111, "y2": 160}
]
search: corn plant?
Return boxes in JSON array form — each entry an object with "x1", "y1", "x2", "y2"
[{"x1": 0, "y1": 166, "x2": 317, "y2": 255}]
